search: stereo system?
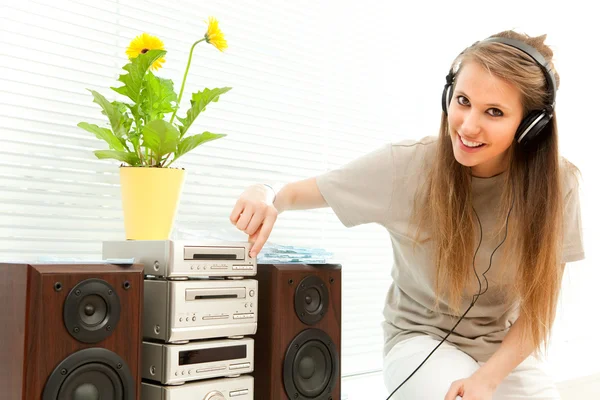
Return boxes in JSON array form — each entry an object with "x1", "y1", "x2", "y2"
[
  {"x1": 0, "y1": 262, "x2": 144, "y2": 400},
  {"x1": 103, "y1": 239, "x2": 259, "y2": 399},
  {"x1": 1, "y1": 246, "x2": 342, "y2": 400}
]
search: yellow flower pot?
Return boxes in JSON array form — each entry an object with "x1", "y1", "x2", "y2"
[{"x1": 119, "y1": 167, "x2": 185, "y2": 240}]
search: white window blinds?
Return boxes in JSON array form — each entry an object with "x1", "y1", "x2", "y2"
[{"x1": 0, "y1": 1, "x2": 397, "y2": 382}]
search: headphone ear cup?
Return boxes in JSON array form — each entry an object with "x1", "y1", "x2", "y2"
[
  {"x1": 442, "y1": 83, "x2": 453, "y2": 115},
  {"x1": 515, "y1": 111, "x2": 551, "y2": 146}
]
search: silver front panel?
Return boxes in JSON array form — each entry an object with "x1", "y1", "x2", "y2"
[
  {"x1": 102, "y1": 240, "x2": 256, "y2": 278},
  {"x1": 142, "y1": 338, "x2": 254, "y2": 385},
  {"x1": 143, "y1": 279, "x2": 258, "y2": 342},
  {"x1": 141, "y1": 376, "x2": 253, "y2": 400}
]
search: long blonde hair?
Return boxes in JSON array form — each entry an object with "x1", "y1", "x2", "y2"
[{"x1": 413, "y1": 30, "x2": 576, "y2": 357}]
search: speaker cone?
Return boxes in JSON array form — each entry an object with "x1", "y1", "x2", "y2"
[
  {"x1": 64, "y1": 278, "x2": 121, "y2": 343},
  {"x1": 295, "y1": 275, "x2": 328, "y2": 325},
  {"x1": 283, "y1": 329, "x2": 339, "y2": 400},
  {"x1": 78, "y1": 294, "x2": 108, "y2": 327},
  {"x1": 58, "y1": 363, "x2": 123, "y2": 400},
  {"x1": 43, "y1": 348, "x2": 134, "y2": 400}
]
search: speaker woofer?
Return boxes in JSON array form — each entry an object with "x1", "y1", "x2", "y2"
[
  {"x1": 283, "y1": 329, "x2": 338, "y2": 400},
  {"x1": 295, "y1": 275, "x2": 328, "y2": 325},
  {"x1": 64, "y1": 278, "x2": 121, "y2": 343},
  {"x1": 43, "y1": 348, "x2": 134, "y2": 400},
  {"x1": 58, "y1": 363, "x2": 123, "y2": 400}
]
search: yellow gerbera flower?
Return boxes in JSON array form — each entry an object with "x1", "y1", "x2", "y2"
[
  {"x1": 204, "y1": 17, "x2": 228, "y2": 52},
  {"x1": 125, "y1": 33, "x2": 166, "y2": 71}
]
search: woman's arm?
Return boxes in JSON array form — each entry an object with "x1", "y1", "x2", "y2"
[
  {"x1": 444, "y1": 314, "x2": 535, "y2": 400},
  {"x1": 445, "y1": 263, "x2": 566, "y2": 399},
  {"x1": 273, "y1": 177, "x2": 328, "y2": 213},
  {"x1": 471, "y1": 314, "x2": 535, "y2": 389},
  {"x1": 470, "y1": 262, "x2": 567, "y2": 388},
  {"x1": 230, "y1": 177, "x2": 328, "y2": 257}
]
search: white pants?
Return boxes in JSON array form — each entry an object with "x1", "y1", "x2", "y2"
[{"x1": 383, "y1": 334, "x2": 561, "y2": 400}]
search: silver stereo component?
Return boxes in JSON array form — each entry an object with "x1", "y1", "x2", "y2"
[
  {"x1": 102, "y1": 240, "x2": 256, "y2": 279},
  {"x1": 142, "y1": 338, "x2": 254, "y2": 385},
  {"x1": 144, "y1": 278, "x2": 258, "y2": 342},
  {"x1": 142, "y1": 376, "x2": 253, "y2": 399}
]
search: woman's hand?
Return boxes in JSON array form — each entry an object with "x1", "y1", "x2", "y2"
[
  {"x1": 444, "y1": 373, "x2": 497, "y2": 400},
  {"x1": 230, "y1": 184, "x2": 278, "y2": 257}
]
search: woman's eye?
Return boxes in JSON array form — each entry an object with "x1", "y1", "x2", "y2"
[
  {"x1": 488, "y1": 108, "x2": 504, "y2": 117},
  {"x1": 457, "y1": 95, "x2": 469, "y2": 106}
]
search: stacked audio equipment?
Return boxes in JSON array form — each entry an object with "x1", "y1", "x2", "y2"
[
  {"x1": 0, "y1": 262, "x2": 144, "y2": 400},
  {"x1": 254, "y1": 263, "x2": 342, "y2": 400},
  {"x1": 103, "y1": 240, "x2": 257, "y2": 400}
]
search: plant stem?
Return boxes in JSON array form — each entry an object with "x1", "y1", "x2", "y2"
[
  {"x1": 137, "y1": 146, "x2": 145, "y2": 167},
  {"x1": 169, "y1": 38, "x2": 206, "y2": 124}
]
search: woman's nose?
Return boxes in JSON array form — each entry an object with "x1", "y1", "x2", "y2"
[{"x1": 461, "y1": 110, "x2": 482, "y2": 136}]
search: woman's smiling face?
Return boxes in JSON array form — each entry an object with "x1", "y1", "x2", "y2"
[{"x1": 448, "y1": 61, "x2": 524, "y2": 177}]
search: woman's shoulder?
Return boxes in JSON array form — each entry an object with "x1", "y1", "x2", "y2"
[
  {"x1": 389, "y1": 135, "x2": 438, "y2": 170},
  {"x1": 391, "y1": 135, "x2": 437, "y2": 149},
  {"x1": 559, "y1": 156, "x2": 582, "y2": 194}
]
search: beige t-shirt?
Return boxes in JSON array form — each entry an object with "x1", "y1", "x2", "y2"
[{"x1": 316, "y1": 136, "x2": 585, "y2": 362}]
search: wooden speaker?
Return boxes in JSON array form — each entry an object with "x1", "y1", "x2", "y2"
[
  {"x1": 0, "y1": 262, "x2": 144, "y2": 400},
  {"x1": 254, "y1": 263, "x2": 341, "y2": 400}
]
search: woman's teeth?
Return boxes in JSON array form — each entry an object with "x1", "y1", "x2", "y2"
[{"x1": 460, "y1": 136, "x2": 484, "y2": 148}]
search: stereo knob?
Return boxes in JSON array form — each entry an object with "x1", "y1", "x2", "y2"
[{"x1": 204, "y1": 391, "x2": 226, "y2": 400}]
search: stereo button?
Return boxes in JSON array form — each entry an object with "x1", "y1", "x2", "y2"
[
  {"x1": 229, "y1": 362, "x2": 250, "y2": 370},
  {"x1": 197, "y1": 366, "x2": 226, "y2": 373},
  {"x1": 233, "y1": 313, "x2": 254, "y2": 319},
  {"x1": 202, "y1": 315, "x2": 229, "y2": 320},
  {"x1": 234, "y1": 265, "x2": 253, "y2": 270},
  {"x1": 230, "y1": 389, "x2": 249, "y2": 397}
]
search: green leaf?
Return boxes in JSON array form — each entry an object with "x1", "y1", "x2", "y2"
[
  {"x1": 109, "y1": 101, "x2": 134, "y2": 149},
  {"x1": 77, "y1": 122, "x2": 125, "y2": 151},
  {"x1": 111, "y1": 49, "x2": 167, "y2": 103},
  {"x1": 174, "y1": 131, "x2": 226, "y2": 161},
  {"x1": 142, "y1": 72, "x2": 177, "y2": 121},
  {"x1": 88, "y1": 90, "x2": 130, "y2": 140},
  {"x1": 177, "y1": 87, "x2": 232, "y2": 136},
  {"x1": 94, "y1": 150, "x2": 141, "y2": 166},
  {"x1": 141, "y1": 119, "x2": 179, "y2": 161},
  {"x1": 111, "y1": 101, "x2": 134, "y2": 132}
]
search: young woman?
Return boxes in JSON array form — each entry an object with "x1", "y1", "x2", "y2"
[{"x1": 229, "y1": 30, "x2": 584, "y2": 400}]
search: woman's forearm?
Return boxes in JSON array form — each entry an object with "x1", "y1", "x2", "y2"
[
  {"x1": 472, "y1": 315, "x2": 534, "y2": 389},
  {"x1": 273, "y1": 178, "x2": 328, "y2": 213}
]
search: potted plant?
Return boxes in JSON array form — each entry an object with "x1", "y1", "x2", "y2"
[{"x1": 78, "y1": 17, "x2": 231, "y2": 240}]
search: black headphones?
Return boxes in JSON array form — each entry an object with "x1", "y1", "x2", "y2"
[{"x1": 441, "y1": 36, "x2": 557, "y2": 147}]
